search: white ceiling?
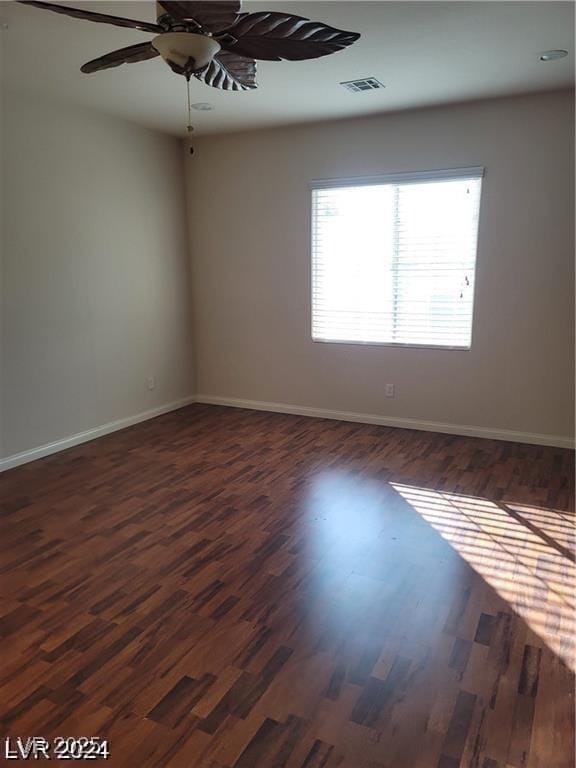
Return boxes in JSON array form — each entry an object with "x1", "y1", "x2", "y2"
[{"x1": 2, "y1": 1, "x2": 574, "y2": 136}]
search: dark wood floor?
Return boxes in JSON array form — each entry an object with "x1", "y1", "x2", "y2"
[{"x1": 0, "y1": 404, "x2": 574, "y2": 767}]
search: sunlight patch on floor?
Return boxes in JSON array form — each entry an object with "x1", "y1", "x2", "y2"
[{"x1": 391, "y1": 483, "x2": 575, "y2": 670}]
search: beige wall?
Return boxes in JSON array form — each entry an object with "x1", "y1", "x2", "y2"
[
  {"x1": 1, "y1": 92, "x2": 194, "y2": 459},
  {"x1": 187, "y1": 90, "x2": 574, "y2": 442}
]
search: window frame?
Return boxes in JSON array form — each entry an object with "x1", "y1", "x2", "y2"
[{"x1": 309, "y1": 166, "x2": 485, "y2": 351}]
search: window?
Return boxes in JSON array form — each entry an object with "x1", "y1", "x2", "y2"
[{"x1": 311, "y1": 167, "x2": 483, "y2": 349}]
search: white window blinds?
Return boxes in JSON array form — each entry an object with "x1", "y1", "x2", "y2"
[{"x1": 311, "y1": 167, "x2": 483, "y2": 349}]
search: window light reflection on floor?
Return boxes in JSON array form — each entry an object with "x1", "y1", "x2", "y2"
[{"x1": 391, "y1": 483, "x2": 575, "y2": 670}]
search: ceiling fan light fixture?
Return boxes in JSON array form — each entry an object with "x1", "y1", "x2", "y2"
[{"x1": 152, "y1": 32, "x2": 221, "y2": 71}]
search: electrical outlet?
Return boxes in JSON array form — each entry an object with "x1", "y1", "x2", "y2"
[
  {"x1": 147, "y1": 376, "x2": 156, "y2": 391},
  {"x1": 385, "y1": 383, "x2": 395, "y2": 398}
]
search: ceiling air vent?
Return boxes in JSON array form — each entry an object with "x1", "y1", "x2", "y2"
[{"x1": 340, "y1": 77, "x2": 385, "y2": 93}]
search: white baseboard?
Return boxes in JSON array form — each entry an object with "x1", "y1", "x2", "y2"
[
  {"x1": 0, "y1": 396, "x2": 196, "y2": 472},
  {"x1": 196, "y1": 395, "x2": 575, "y2": 449},
  {"x1": 2, "y1": 393, "x2": 572, "y2": 472}
]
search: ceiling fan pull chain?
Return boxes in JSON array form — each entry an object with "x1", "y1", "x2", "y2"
[{"x1": 186, "y1": 74, "x2": 195, "y2": 156}]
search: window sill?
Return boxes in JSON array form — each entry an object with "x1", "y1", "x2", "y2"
[{"x1": 312, "y1": 338, "x2": 471, "y2": 351}]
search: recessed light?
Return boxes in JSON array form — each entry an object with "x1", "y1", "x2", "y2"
[
  {"x1": 539, "y1": 50, "x2": 569, "y2": 62},
  {"x1": 191, "y1": 102, "x2": 214, "y2": 111}
]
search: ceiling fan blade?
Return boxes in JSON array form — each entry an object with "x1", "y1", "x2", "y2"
[
  {"x1": 195, "y1": 51, "x2": 256, "y2": 91},
  {"x1": 17, "y1": 1, "x2": 161, "y2": 34},
  {"x1": 81, "y1": 42, "x2": 159, "y2": 74},
  {"x1": 158, "y1": 2, "x2": 241, "y2": 33},
  {"x1": 220, "y1": 12, "x2": 360, "y2": 61}
]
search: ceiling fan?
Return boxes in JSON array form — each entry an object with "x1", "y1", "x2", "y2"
[{"x1": 17, "y1": 1, "x2": 361, "y2": 92}]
